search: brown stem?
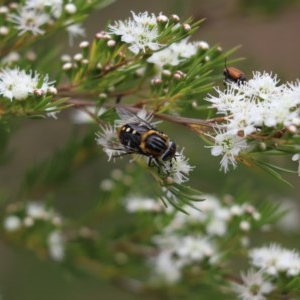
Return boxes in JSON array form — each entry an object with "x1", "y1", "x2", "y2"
[{"x1": 65, "y1": 99, "x2": 221, "y2": 135}]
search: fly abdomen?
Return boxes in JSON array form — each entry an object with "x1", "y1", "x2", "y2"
[{"x1": 140, "y1": 130, "x2": 168, "y2": 157}]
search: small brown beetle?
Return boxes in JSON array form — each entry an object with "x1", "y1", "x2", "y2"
[{"x1": 223, "y1": 59, "x2": 246, "y2": 86}]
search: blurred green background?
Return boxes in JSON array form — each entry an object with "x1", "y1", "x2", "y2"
[{"x1": 1, "y1": 0, "x2": 300, "y2": 299}]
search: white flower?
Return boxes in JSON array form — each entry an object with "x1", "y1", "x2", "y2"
[
  {"x1": 175, "y1": 235, "x2": 217, "y2": 264},
  {"x1": 23, "y1": 216, "x2": 34, "y2": 227},
  {"x1": 292, "y1": 153, "x2": 300, "y2": 176},
  {"x1": 1, "y1": 51, "x2": 20, "y2": 65},
  {"x1": 71, "y1": 107, "x2": 106, "y2": 124},
  {"x1": 163, "y1": 194, "x2": 230, "y2": 237},
  {"x1": 276, "y1": 197, "x2": 300, "y2": 231},
  {"x1": 0, "y1": 26, "x2": 9, "y2": 35},
  {"x1": 276, "y1": 250, "x2": 300, "y2": 276},
  {"x1": 240, "y1": 220, "x2": 251, "y2": 231},
  {"x1": 130, "y1": 11, "x2": 157, "y2": 26},
  {"x1": 164, "y1": 38, "x2": 198, "y2": 59},
  {"x1": 3, "y1": 215, "x2": 22, "y2": 232},
  {"x1": 64, "y1": 3, "x2": 77, "y2": 14},
  {"x1": 207, "y1": 71, "x2": 300, "y2": 134},
  {"x1": 0, "y1": 67, "x2": 55, "y2": 101},
  {"x1": 25, "y1": 0, "x2": 63, "y2": 18},
  {"x1": 147, "y1": 38, "x2": 198, "y2": 69},
  {"x1": 62, "y1": 62, "x2": 73, "y2": 70},
  {"x1": 206, "y1": 85, "x2": 243, "y2": 113},
  {"x1": 108, "y1": 11, "x2": 163, "y2": 54},
  {"x1": 39, "y1": 73, "x2": 54, "y2": 93},
  {"x1": 47, "y1": 231, "x2": 65, "y2": 262},
  {"x1": 263, "y1": 90, "x2": 300, "y2": 127},
  {"x1": 147, "y1": 47, "x2": 179, "y2": 69},
  {"x1": 151, "y1": 234, "x2": 218, "y2": 283},
  {"x1": 197, "y1": 40, "x2": 209, "y2": 50},
  {"x1": 0, "y1": 6, "x2": 9, "y2": 14},
  {"x1": 249, "y1": 243, "x2": 300, "y2": 277},
  {"x1": 26, "y1": 202, "x2": 48, "y2": 220},
  {"x1": 45, "y1": 106, "x2": 59, "y2": 119},
  {"x1": 208, "y1": 129, "x2": 248, "y2": 173},
  {"x1": 245, "y1": 71, "x2": 281, "y2": 100},
  {"x1": 100, "y1": 179, "x2": 115, "y2": 191},
  {"x1": 124, "y1": 196, "x2": 163, "y2": 212},
  {"x1": 152, "y1": 233, "x2": 219, "y2": 268},
  {"x1": 150, "y1": 250, "x2": 182, "y2": 284},
  {"x1": 232, "y1": 269, "x2": 274, "y2": 300},
  {"x1": 206, "y1": 207, "x2": 230, "y2": 236},
  {"x1": 230, "y1": 204, "x2": 243, "y2": 216},
  {"x1": 8, "y1": 6, "x2": 50, "y2": 35},
  {"x1": 65, "y1": 22, "x2": 85, "y2": 46},
  {"x1": 96, "y1": 125, "x2": 125, "y2": 161},
  {"x1": 165, "y1": 149, "x2": 194, "y2": 184}
]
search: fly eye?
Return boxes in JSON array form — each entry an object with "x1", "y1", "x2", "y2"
[{"x1": 161, "y1": 141, "x2": 177, "y2": 161}]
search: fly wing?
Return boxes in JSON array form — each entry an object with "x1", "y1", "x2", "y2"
[
  {"x1": 115, "y1": 107, "x2": 159, "y2": 129},
  {"x1": 103, "y1": 136, "x2": 141, "y2": 157}
]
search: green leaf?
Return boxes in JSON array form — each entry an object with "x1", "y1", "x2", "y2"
[
  {"x1": 94, "y1": 0, "x2": 115, "y2": 10},
  {"x1": 255, "y1": 160, "x2": 294, "y2": 186},
  {"x1": 257, "y1": 200, "x2": 286, "y2": 227}
]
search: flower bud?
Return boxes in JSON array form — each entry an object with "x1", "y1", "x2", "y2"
[
  {"x1": 79, "y1": 41, "x2": 89, "y2": 48},
  {"x1": 170, "y1": 14, "x2": 180, "y2": 23},
  {"x1": 107, "y1": 40, "x2": 116, "y2": 47},
  {"x1": 182, "y1": 23, "x2": 191, "y2": 32},
  {"x1": 0, "y1": 26, "x2": 9, "y2": 35},
  {"x1": 65, "y1": 3, "x2": 77, "y2": 14},
  {"x1": 151, "y1": 78, "x2": 162, "y2": 85}
]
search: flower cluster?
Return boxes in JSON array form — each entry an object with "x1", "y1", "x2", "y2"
[
  {"x1": 124, "y1": 195, "x2": 164, "y2": 213},
  {"x1": 108, "y1": 11, "x2": 162, "y2": 54},
  {"x1": 150, "y1": 234, "x2": 219, "y2": 284},
  {"x1": 206, "y1": 72, "x2": 300, "y2": 172},
  {"x1": 232, "y1": 269, "x2": 274, "y2": 300},
  {"x1": 99, "y1": 168, "x2": 135, "y2": 193},
  {"x1": 60, "y1": 41, "x2": 90, "y2": 72},
  {"x1": 208, "y1": 130, "x2": 249, "y2": 173},
  {"x1": 250, "y1": 243, "x2": 300, "y2": 277},
  {"x1": 0, "y1": 67, "x2": 56, "y2": 101},
  {"x1": 147, "y1": 38, "x2": 209, "y2": 71},
  {"x1": 3, "y1": 201, "x2": 65, "y2": 262},
  {"x1": 108, "y1": 11, "x2": 193, "y2": 55},
  {"x1": 59, "y1": 11, "x2": 222, "y2": 117},
  {"x1": 232, "y1": 243, "x2": 300, "y2": 299},
  {"x1": 1, "y1": 0, "x2": 84, "y2": 43},
  {"x1": 141, "y1": 194, "x2": 263, "y2": 283},
  {"x1": 162, "y1": 194, "x2": 261, "y2": 238}
]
